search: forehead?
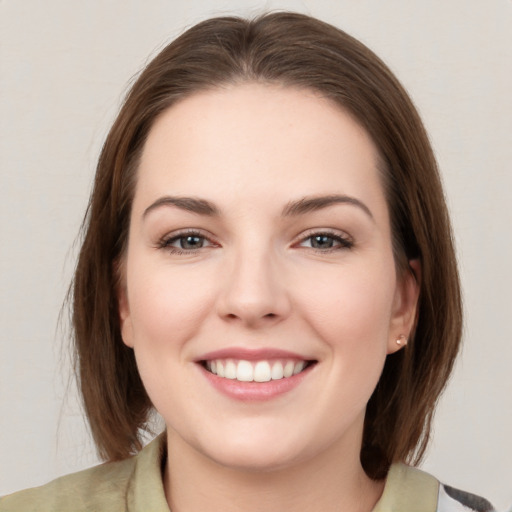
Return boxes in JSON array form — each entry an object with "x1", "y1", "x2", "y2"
[{"x1": 134, "y1": 83, "x2": 386, "y2": 217}]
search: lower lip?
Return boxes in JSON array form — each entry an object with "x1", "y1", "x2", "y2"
[{"x1": 199, "y1": 364, "x2": 314, "y2": 401}]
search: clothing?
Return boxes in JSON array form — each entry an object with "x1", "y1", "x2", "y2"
[{"x1": 1, "y1": 434, "x2": 495, "y2": 512}]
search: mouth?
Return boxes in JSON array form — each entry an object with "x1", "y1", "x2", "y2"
[
  {"x1": 196, "y1": 348, "x2": 318, "y2": 400},
  {"x1": 200, "y1": 358, "x2": 317, "y2": 383}
]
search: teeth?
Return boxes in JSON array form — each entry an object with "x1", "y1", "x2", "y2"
[
  {"x1": 283, "y1": 361, "x2": 294, "y2": 378},
  {"x1": 254, "y1": 361, "x2": 271, "y2": 382},
  {"x1": 293, "y1": 361, "x2": 305, "y2": 375},
  {"x1": 205, "y1": 358, "x2": 309, "y2": 382},
  {"x1": 271, "y1": 361, "x2": 284, "y2": 380},
  {"x1": 236, "y1": 360, "x2": 253, "y2": 382},
  {"x1": 225, "y1": 360, "x2": 237, "y2": 379}
]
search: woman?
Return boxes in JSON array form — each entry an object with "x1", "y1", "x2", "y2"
[{"x1": 0, "y1": 12, "x2": 496, "y2": 512}]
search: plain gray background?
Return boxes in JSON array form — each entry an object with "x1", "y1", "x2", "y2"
[{"x1": 1, "y1": 1, "x2": 511, "y2": 509}]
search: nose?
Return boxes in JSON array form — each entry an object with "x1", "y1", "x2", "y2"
[{"x1": 216, "y1": 246, "x2": 291, "y2": 328}]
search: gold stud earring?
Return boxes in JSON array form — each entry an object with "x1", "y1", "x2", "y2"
[{"x1": 396, "y1": 334, "x2": 408, "y2": 346}]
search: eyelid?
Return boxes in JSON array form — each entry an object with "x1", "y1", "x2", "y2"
[
  {"x1": 156, "y1": 227, "x2": 353, "y2": 253},
  {"x1": 157, "y1": 228, "x2": 219, "y2": 251},
  {"x1": 292, "y1": 228, "x2": 354, "y2": 250}
]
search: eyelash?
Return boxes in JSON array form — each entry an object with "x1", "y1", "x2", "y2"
[
  {"x1": 158, "y1": 229, "x2": 353, "y2": 255},
  {"x1": 295, "y1": 230, "x2": 354, "y2": 252},
  {"x1": 158, "y1": 230, "x2": 217, "y2": 255}
]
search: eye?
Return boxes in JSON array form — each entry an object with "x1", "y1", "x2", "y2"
[
  {"x1": 158, "y1": 231, "x2": 216, "y2": 254},
  {"x1": 298, "y1": 231, "x2": 353, "y2": 251}
]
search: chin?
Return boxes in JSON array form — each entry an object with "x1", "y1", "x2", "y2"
[
  {"x1": 189, "y1": 427, "x2": 311, "y2": 473},
  {"x1": 205, "y1": 444, "x2": 304, "y2": 473}
]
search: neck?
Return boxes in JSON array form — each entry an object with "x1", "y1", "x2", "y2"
[{"x1": 163, "y1": 424, "x2": 384, "y2": 512}]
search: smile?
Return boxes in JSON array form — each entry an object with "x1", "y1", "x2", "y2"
[
  {"x1": 203, "y1": 359, "x2": 311, "y2": 382},
  {"x1": 197, "y1": 348, "x2": 317, "y2": 400}
]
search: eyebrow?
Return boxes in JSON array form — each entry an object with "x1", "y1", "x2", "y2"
[
  {"x1": 143, "y1": 196, "x2": 220, "y2": 218},
  {"x1": 142, "y1": 193, "x2": 373, "y2": 220},
  {"x1": 282, "y1": 194, "x2": 373, "y2": 220}
]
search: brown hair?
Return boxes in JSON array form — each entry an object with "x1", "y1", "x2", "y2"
[{"x1": 72, "y1": 12, "x2": 462, "y2": 479}]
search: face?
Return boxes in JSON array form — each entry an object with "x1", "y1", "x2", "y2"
[{"x1": 119, "y1": 84, "x2": 419, "y2": 472}]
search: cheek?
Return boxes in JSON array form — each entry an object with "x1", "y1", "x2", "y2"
[
  {"x1": 124, "y1": 260, "x2": 219, "y2": 420},
  {"x1": 126, "y1": 258, "x2": 217, "y2": 350},
  {"x1": 295, "y1": 260, "x2": 396, "y2": 353},
  {"x1": 298, "y1": 263, "x2": 396, "y2": 416}
]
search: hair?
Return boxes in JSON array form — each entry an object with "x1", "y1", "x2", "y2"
[{"x1": 72, "y1": 11, "x2": 462, "y2": 479}]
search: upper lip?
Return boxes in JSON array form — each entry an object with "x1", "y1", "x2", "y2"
[{"x1": 195, "y1": 347, "x2": 314, "y2": 362}]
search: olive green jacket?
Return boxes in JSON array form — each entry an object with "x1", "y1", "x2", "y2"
[{"x1": 0, "y1": 434, "x2": 494, "y2": 512}]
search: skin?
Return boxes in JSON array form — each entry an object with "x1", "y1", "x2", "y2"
[{"x1": 118, "y1": 83, "x2": 420, "y2": 512}]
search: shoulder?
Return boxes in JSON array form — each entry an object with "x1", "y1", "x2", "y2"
[
  {"x1": 374, "y1": 463, "x2": 496, "y2": 512},
  {"x1": 0, "y1": 457, "x2": 136, "y2": 512},
  {"x1": 0, "y1": 433, "x2": 169, "y2": 512}
]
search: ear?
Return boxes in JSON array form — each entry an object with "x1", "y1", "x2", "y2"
[
  {"x1": 115, "y1": 260, "x2": 134, "y2": 348},
  {"x1": 387, "y1": 259, "x2": 421, "y2": 354},
  {"x1": 118, "y1": 285, "x2": 134, "y2": 348}
]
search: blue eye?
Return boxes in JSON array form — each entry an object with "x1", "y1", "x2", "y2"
[
  {"x1": 310, "y1": 235, "x2": 336, "y2": 249},
  {"x1": 299, "y1": 233, "x2": 353, "y2": 250},
  {"x1": 160, "y1": 232, "x2": 213, "y2": 253},
  {"x1": 174, "y1": 235, "x2": 205, "y2": 250}
]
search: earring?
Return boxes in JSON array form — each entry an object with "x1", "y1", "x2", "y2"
[{"x1": 396, "y1": 334, "x2": 408, "y2": 346}]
